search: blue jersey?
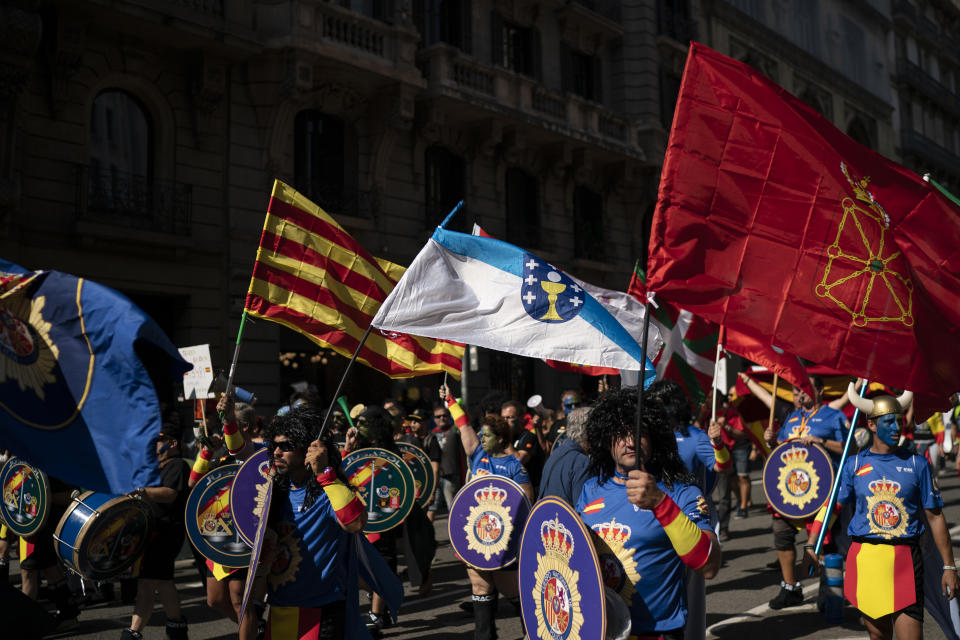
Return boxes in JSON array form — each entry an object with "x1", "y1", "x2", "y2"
[
  {"x1": 576, "y1": 476, "x2": 711, "y2": 634},
  {"x1": 469, "y1": 446, "x2": 530, "y2": 485},
  {"x1": 777, "y1": 404, "x2": 848, "y2": 445},
  {"x1": 267, "y1": 484, "x2": 350, "y2": 607},
  {"x1": 837, "y1": 448, "x2": 943, "y2": 540},
  {"x1": 674, "y1": 426, "x2": 717, "y2": 492}
]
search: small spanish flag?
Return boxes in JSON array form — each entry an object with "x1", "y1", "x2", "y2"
[
  {"x1": 583, "y1": 497, "x2": 605, "y2": 514},
  {"x1": 856, "y1": 464, "x2": 874, "y2": 476}
]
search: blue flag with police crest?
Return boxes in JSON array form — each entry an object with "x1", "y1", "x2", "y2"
[{"x1": 0, "y1": 260, "x2": 191, "y2": 494}]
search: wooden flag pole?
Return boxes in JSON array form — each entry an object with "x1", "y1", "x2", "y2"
[
  {"x1": 767, "y1": 374, "x2": 779, "y2": 434},
  {"x1": 317, "y1": 323, "x2": 375, "y2": 439}
]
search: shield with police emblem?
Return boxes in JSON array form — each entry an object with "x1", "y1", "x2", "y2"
[
  {"x1": 449, "y1": 475, "x2": 531, "y2": 570},
  {"x1": 395, "y1": 441, "x2": 437, "y2": 511},
  {"x1": 0, "y1": 457, "x2": 50, "y2": 538},
  {"x1": 519, "y1": 497, "x2": 606, "y2": 640},
  {"x1": 763, "y1": 441, "x2": 834, "y2": 519},
  {"x1": 343, "y1": 447, "x2": 416, "y2": 533},
  {"x1": 186, "y1": 463, "x2": 251, "y2": 568},
  {"x1": 230, "y1": 448, "x2": 274, "y2": 546}
]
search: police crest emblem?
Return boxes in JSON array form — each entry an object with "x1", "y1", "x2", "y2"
[
  {"x1": 865, "y1": 477, "x2": 908, "y2": 539},
  {"x1": 763, "y1": 442, "x2": 834, "y2": 519},
  {"x1": 449, "y1": 476, "x2": 530, "y2": 570}
]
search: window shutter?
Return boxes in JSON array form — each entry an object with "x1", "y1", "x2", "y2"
[{"x1": 491, "y1": 11, "x2": 503, "y2": 66}]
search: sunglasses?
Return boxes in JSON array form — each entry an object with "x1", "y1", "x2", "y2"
[
  {"x1": 433, "y1": 414, "x2": 450, "y2": 420},
  {"x1": 271, "y1": 440, "x2": 296, "y2": 452}
]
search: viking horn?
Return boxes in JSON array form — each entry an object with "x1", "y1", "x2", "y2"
[
  {"x1": 897, "y1": 389, "x2": 914, "y2": 412},
  {"x1": 847, "y1": 381, "x2": 875, "y2": 415}
]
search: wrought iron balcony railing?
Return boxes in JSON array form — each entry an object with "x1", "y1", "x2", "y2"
[{"x1": 77, "y1": 165, "x2": 192, "y2": 235}]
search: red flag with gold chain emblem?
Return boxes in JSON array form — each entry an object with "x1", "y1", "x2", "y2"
[{"x1": 646, "y1": 42, "x2": 960, "y2": 408}]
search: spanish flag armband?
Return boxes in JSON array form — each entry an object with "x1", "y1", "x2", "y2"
[
  {"x1": 445, "y1": 395, "x2": 470, "y2": 429},
  {"x1": 223, "y1": 420, "x2": 245, "y2": 455},
  {"x1": 652, "y1": 495, "x2": 712, "y2": 570},
  {"x1": 189, "y1": 448, "x2": 213, "y2": 484},
  {"x1": 316, "y1": 468, "x2": 364, "y2": 526},
  {"x1": 712, "y1": 441, "x2": 732, "y2": 472}
]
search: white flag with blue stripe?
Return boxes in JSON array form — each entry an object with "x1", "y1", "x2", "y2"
[{"x1": 372, "y1": 228, "x2": 660, "y2": 386}]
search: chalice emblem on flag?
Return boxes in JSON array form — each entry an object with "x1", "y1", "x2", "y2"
[
  {"x1": 520, "y1": 255, "x2": 585, "y2": 324},
  {"x1": 816, "y1": 163, "x2": 913, "y2": 329}
]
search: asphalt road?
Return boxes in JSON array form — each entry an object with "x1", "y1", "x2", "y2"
[{"x1": 15, "y1": 467, "x2": 960, "y2": 639}]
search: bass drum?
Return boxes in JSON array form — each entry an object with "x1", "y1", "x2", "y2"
[{"x1": 53, "y1": 491, "x2": 153, "y2": 580}]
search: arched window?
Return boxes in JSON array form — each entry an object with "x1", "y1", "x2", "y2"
[
  {"x1": 87, "y1": 90, "x2": 155, "y2": 223},
  {"x1": 294, "y1": 110, "x2": 359, "y2": 215}
]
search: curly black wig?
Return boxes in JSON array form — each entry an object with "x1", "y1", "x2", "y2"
[
  {"x1": 584, "y1": 386, "x2": 693, "y2": 489},
  {"x1": 646, "y1": 379, "x2": 693, "y2": 437},
  {"x1": 263, "y1": 405, "x2": 349, "y2": 511}
]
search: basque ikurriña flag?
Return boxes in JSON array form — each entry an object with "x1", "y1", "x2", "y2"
[
  {"x1": 372, "y1": 228, "x2": 659, "y2": 385},
  {"x1": 646, "y1": 43, "x2": 960, "y2": 412},
  {"x1": 0, "y1": 260, "x2": 190, "y2": 494},
  {"x1": 245, "y1": 181, "x2": 464, "y2": 379}
]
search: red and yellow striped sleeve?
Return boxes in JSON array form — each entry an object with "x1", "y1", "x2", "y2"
[
  {"x1": 223, "y1": 420, "x2": 245, "y2": 455},
  {"x1": 317, "y1": 469, "x2": 364, "y2": 526},
  {"x1": 652, "y1": 495, "x2": 712, "y2": 570},
  {"x1": 712, "y1": 441, "x2": 732, "y2": 472},
  {"x1": 446, "y1": 395, "x2": 470, "y2": 429},
  {"x1": 189, "y1": 448, "x2": 213, "y2": 484},
  {"x1": 806, "y1": 501, "x2": 840, "y2": 545}
]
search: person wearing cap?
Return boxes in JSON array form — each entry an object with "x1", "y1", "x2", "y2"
[
  {"x1": 806, "y1": 384, "x2": 957, "y2": 640},
  {"x1": 120, "y1": 424, "x2": 190, "y2": 640}
]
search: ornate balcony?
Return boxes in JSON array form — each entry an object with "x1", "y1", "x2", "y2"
[
  {"x1": 895, "y1": 58, "x2": 959, "y2": 116},
  {"x1": 417, "y1": 44, "x2": 644, "y2": 158},
  {"x1": 77, "y1": 165, "x2": 192, "y2": 235}
]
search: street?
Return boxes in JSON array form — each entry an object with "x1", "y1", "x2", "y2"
[{"x1": 18, "y1": 469, "x2": 960, "y2": 639}]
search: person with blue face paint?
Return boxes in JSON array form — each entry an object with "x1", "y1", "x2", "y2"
[{"x1": 810, "y1": 384, "x2": 959, "y2": 640}]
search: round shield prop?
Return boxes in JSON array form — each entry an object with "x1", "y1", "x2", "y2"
[
  {"x1": 518, "y1": 497, "x2": 606, "y2": 640},
  {"x1": 449, "y1": 475, "x2": 531, "y2": 571},
  {"x1": 230, "y1": 448, "x2": 273, "y2": 546},
  {"x1": 343, "y1": 448, "x2": 416, "y2": 534},
  {"x1": 53, "y1": 491, "x2": 153, "y2": 580},
  {"x1": 763, "y1": 441, "x2": 835, "y2": 519},
  {"x1": 186, "y1": 463, "x2": 251, "y2": 568},
  {"x1": 395, "y1": 441, "x2": 437, "y2": 511},
  {"x1": 0, "y1": 458, "x2": 51, "y2": 538}
]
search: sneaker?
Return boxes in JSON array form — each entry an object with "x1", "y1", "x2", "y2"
[
  {"x1": 366, "y1": 611, "x2": 393, "y2": 632},
  {"x1": 120, "y1": 630, "x2": 144, "y2": 640},
  {"x1": 769, "y1": 583, "x2": 804, "y2": 610},
  {"x1": 734, "y1": 508, "x2": 748, "y2": 519}
]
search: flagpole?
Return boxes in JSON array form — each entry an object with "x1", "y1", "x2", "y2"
[
  {"x1": 219, "y1": 310, "x2": 249, "y2": 422},
  {"x1": 767, "y1": 374, "x2": 779, "y2": 435},
  {"x1": 710, "y1": 336, "x2": 724, "y2": 424},
  {"x1": 635, "y1": 299, "x2": 652, "y2": 471},
  {"x1": 318, "y1": 323, "x2": 375, "y2": 439},
  {"x1": 812, "y1": 379, "x2": 869, "y2": 557}
]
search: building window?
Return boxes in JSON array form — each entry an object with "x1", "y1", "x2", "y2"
[
  {"x1": 562, "y1": 45, "x2": 602, "y2": 102},
  {"x1": 659, "y1": 67, "x2": 682, "y2": 129},
  {"x1": 415, "y1": 0, "x2": 472, "y2": 51},
  {"x1": 294, "y1": 110, "x2": 360, "y2": 216},
  {"x1": 491, "y1": 13, "x2": 540, "y2": 78},
  {"x1": 90, "y1": 90, "x2": 152, "y2": 181},
  {"x1": 425, "y1": 146, "x2": 466, "y2": 230},
  {"x1": 505, "y1": 168, "x2": 539, "y2": 248},
  {"x1": 573, "y1": 186, "x2": 603, "y2": 260},
  {"x1": 658, "y1": 0, "x2": 695, "y2": 43},
  {"x1": 846, "y1": 116, "x2": 874, "y2": 150}
]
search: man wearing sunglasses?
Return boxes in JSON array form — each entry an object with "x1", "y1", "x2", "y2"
[{"x1": 259, "y1": 406, "x2": 366, "y2": 640}]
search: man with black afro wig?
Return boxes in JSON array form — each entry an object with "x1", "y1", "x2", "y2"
[
  {"x1": 576, "y1": 387, "x2": 721, "y2": 638},
  {"x1": 257, "y1": 405, "x2": 367, "y2": 639}
]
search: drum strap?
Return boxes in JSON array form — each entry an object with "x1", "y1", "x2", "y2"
[{"x1": 653, "y1": 495, "x2": 712, "y2": 570}]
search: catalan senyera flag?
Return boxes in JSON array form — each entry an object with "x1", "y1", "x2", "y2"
[
  {"x1": 245, "y1": 181, "x2": 464, "y2": 379},
  {"x1": 646, "y1": 42, "x2": 960, "y2": 409}
]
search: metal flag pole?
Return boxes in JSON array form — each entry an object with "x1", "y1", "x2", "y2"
[
  {"x1": 710, "y1": 335, "x2": 724, "y2": 425},
  {"x1": 317, "y1": 323, "x2": 375, "y2": 439},
  {"x1": 813, "y1": 379, "x2": 869, "y2": 555},
  {"x1": 634, "y1": 299, "x2": 652, "y2": 471}
]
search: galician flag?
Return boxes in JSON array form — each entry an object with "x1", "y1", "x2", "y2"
[{"x1": 372, "y1": 227, "x2": 660, "y2": 385}]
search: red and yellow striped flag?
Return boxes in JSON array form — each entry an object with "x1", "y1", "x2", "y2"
[{"x1": 245, "y1": 181, "x2": 463, "y2": 378}]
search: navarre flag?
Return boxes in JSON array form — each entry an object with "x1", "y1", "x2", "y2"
[
  {"x1": 0, "y1": 261, "x2": 190, "y2": 494},
  {"x1": 645, "y1": 42, "x2": 960, "y2": 407},
  {"x1": 244, "y1": 181, "x2": 464, "y2": 379},
  {"x1": 628, "y1": 265, "x2": 716, "y2": 406},
  {"x1": 371, "y1": 227, "x2": 659, "y2": 384}
]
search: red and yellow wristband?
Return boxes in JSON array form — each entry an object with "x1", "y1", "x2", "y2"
[
  {"x1": 652, "y1": 494, "x2": 712, "y2": 570},
  {"x1": 316, "y1": 468, "x2": 364, "y2": 526},
  {"x1": 223, "y1": 420, "x2": 245, "y2": 455},
  {"x1": 189, "y1": 448, "x2": 213, "y2": 484},
  {"x1": 712, "y1": 440, "x2": 732, "y2": 472},
  {"x1": 445, "y1": 395, "x2": 470, "y2": 430}
]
